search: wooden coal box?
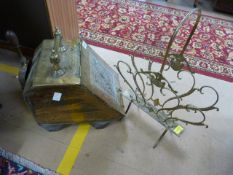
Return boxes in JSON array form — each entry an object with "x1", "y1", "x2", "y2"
[{"x1": 23, "y1": 40, "x2": 124, "y2": 128}]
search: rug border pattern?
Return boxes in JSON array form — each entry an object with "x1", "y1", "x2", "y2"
[
  {"x1": 0, "y1": 147, "x2": 59, "y2": 175},
  {"x1": 80, "y1": 30, "x2": 233, "y2": 82}
]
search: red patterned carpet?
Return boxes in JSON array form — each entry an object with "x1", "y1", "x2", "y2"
[{"x1": 77, "y1": 0, "x2": 233, "y2": 82}]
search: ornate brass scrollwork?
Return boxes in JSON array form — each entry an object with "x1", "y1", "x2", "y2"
[{"x1": 115, "y1": 8, "x2": 219, "y2": 133}]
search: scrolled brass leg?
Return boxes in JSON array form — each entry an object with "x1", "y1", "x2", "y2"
[
  {"x1": 125, "y1": 100, "x2": 133, "y2": 114},
  {"x1": 153, "y1": 129, "x2": 168, "y2": 149}
]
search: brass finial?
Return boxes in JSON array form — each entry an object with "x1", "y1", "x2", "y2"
[{"x1": 53, "y1": 27, "x2": 66, "y2": 53}]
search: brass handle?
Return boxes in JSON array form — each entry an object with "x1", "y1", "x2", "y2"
[
  {"x1": 50, "y1": 28, "x2": 66, "y2": 77},
  {"x1": 53, "y1": 27, "x2": 62, "y2": 53},
  {"x1": 50, "y1": 49, "x2": 60, "y2": 72},
  {"x1": 160, "y1": 8, "x2": 201, "y2": 73}
]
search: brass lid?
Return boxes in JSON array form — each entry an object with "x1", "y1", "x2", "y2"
[{"x1": 29, "y1": 39, "x2": 81, "y2": 87}]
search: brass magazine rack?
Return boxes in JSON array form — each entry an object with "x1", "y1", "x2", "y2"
[{"x1": 115, "y1": 8, "x2": 219, "y2": 148}]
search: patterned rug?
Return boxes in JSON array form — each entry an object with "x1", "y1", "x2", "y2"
[
  {"x1": 0, "y1": 148, "x2": 58, "y2": 175},
  {"x1": 77, "y1": 0, "x2": 233, "y2": 82}
]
